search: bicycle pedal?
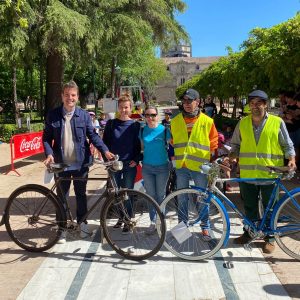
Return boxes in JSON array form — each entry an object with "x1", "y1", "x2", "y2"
[{"x1": 243, "y1": 243, "x2": 253, "y2": 251}]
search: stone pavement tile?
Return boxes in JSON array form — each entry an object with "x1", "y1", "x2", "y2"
[
  {"x1": 173, "y1": 262, "x2": 225, "y2": 299},
  {"x1": 17, "y1": 267, "x2": 80, "y2": 300},
  {"x1": 77, "y1": 265, "x2": 131, "y2": 300},
  {"x1": 234, "y1": 281, "x2": 290, "y2": 300},
  {"x1": 126, "y1": 264, "x2": 175, "y2": 300}
]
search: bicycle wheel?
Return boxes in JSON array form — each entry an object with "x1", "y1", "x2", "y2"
[
  {"x1": 101, "y1": 189, "x2": 166, "y2": 261},
  {"x1": 273, "y1": 191, "x2": 300, "y2": 260},
  {"x1": 4, "y1": 184, "x2": 66, "y2": 252},
  {"x1": 160, "y1": 188, "x2": 228, "y2": 260}
]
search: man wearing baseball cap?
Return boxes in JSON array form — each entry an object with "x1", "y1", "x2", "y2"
[
  {"x1": 229, "y1": 89, "x2": 296, "y2": 253},
  {"x1": 171, "y1": 88, "x2": 218, "y2": 240}
]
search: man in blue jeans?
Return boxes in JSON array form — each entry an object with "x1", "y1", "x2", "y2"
[
  {"x1": 171, "y1": 88, "x2": 218, "y2": 240},
  {"x1": 43, "y1": 80, "x2": 114, "y2": 243}
]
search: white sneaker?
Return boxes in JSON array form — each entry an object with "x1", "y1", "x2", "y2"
[
  {"x1": 80, "y1": 223, "x2": 90, "y2": 239},
  {"x1": 145, "y1": 223, "x2": 156, "y2": 235},
  {"x1": 57, "y1": 231, "x2": 66, "y2": 244}
]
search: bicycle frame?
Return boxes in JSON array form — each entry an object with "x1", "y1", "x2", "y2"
[
  {"x1": 191, "y1": 175, "x2": 298, "y2": 244},
  {"x1": 51, "y1": 167, "x2": 120, "y2": 225}
]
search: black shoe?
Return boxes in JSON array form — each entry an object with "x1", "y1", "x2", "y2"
[
  {"x1": 233, "y1": 231, "x2": 252, "y2": 244},
  {"x1": 122, "y1": 224, "x2": 132, "y2": 235},
  {"x1": 113, "y1": 219, "x2": 123, "y2": 229}
]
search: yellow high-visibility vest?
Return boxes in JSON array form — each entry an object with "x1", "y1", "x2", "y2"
[
  {"x1": 171, "y1": 113, "x2": 213, "y2": 171},
  {"x1": 239, "y1": 115, "x2": 284, "y2": 178}
]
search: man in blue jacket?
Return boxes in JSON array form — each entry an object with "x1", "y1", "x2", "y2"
[{"x1": 43, "y1": 80, "x2": 114, "y2": 242}]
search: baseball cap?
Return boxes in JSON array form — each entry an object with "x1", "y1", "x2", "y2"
[
  {"x1": 182, "y1": 88, "x2": 200, "y2": 100},
  {"x1": 88, "y1": 111, "x2": 95, "y2": 116},
  {"x1": 164, "y1": 109, "x2": 173, "y2": 115},
  {"x1": 248, "y1": 90, "x2": 268, "y2": 101}
]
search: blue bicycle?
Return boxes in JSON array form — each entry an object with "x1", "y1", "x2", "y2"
[{"x1": 160, "y1": 161, "x2": 300, "y2": 260}]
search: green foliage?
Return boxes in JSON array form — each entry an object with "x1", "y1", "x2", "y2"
[
  {"x1": 0, "y1": 122, "x2": 44, "y2": 142},
  {"x1": 0, "y1": 124, "x2": 18, "y2": 142},
  {"x1": 0, "y1": 0, "x2": 189, "y2": 112}
]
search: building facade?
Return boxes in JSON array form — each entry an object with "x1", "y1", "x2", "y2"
[
  {"x1": 154, "y1": 56, "x2": 220, "y2": 103},
  {"x1": 161, "y1": 43, "x2": 192, "y2": 58}
]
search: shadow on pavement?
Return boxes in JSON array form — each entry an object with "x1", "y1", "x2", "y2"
[{"x1": 0, "y1": 153, "x2": 44, "y2": 174}]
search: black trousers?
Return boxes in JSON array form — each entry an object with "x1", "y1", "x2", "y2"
[{"x1": 56, "y1": 166, "x2": 89, "y2": 222}]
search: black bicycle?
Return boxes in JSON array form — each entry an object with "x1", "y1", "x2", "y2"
[{"x1": 0, "y1": 157, "x2": 166, "y2": 261}]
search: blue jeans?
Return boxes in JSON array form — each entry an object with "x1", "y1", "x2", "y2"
[
  {"x1": 176, "y1": 167, "x2": 209, "y2": 229},
  {"x1": 142, "y1": 163, "x2": 169, "y2": 222},
  {"x1": 56, "y1": 166, "x2": 89, "y2": 222},
  {"x1": 113, "y1": 161, "x2": 137, "y2": 218}
]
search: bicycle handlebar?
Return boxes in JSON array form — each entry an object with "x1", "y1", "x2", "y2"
[
  {"x1": 96, "y1": 154, "x2": 123, "y2": 171},
  {"x1": 48, "y1": 155, "x2": 123, "y2": 174},
  {"x1": 201, "y1": 158, "x2": 295, "y2": 180}
]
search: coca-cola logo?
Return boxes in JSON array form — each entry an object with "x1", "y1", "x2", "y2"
[{"x1": 20, "y1": 137, "x2": 42, "y2": 153}]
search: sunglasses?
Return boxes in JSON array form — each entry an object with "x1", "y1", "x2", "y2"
[
  {"x1": 182, "y1": 98, "x2": 195, "y2": 104},
  {"x1": 145, "y1": 113, "x2": 157, "y2": 118}
]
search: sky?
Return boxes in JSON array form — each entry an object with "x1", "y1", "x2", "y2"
[{"x1": 175, "y1": 0, "x2": 300, "y2": 57}]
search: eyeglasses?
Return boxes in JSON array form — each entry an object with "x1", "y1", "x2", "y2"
[
  {"x1": 145, "y1": 114, "x2": 157, "y2": 118},
  {"x1": 182, "y1": 97, "x2": 195, "y2": 104}
]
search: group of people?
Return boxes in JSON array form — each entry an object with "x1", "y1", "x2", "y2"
[
  {"x1": 279, "y1": 91, "x2": 300, "y2": 170},
  {"x1": 43, "y1": 81, "x2": 296, "y2": 254}
]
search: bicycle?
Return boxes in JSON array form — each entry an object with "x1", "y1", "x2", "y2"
[
  {"x1": 0, "y1": 157, "x2": 166, "y2": 261},
  {"x1": 160, "y1": 160, "x2": 300, "y2": 261}
]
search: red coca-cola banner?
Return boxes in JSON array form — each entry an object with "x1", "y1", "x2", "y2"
[
  {"x1": 13, "y1": 131, "x2": 44, "y2": 159},
  {"x1": 5, "y1": 131, "x2": 45, "y2": 176}
]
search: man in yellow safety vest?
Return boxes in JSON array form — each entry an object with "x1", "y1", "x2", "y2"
[
  {"x1": 229, "y1": 89, "x2": 296, "y2": 254},
  {"x1": 171, "y1": 88, "x2": 218, "y2": 240}
]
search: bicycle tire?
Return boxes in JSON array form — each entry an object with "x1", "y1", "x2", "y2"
[
  {"x1": 4, "y1": 184, "x2": 66, "y2": 252},
  {"x1": 273, "y1": 190, "x2": 300, "y2": 260},
  {"x1": 160, "y1": 188, "x2": 228, "y2": 260},
  {"x1": 101, "y1": 189, "x2": 166, "y2": 261}
]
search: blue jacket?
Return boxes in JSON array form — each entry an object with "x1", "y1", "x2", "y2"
[{"x1": 43, "y1": 105, "x2": 109, "y2": 170}]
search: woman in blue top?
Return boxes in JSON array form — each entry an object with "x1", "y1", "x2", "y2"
[{"x1": 140, "y1": 106, "x2": 171, "y2": 234}]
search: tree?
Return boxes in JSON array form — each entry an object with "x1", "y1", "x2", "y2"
[{"x1": 176, "y1": 13, "x2": 300, "y2": 115}]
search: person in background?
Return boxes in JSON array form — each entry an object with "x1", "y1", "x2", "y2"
[
  {"x1": 43, "y1": 80, "x2": 114, "y2": 243},
  {"x1": 282, "y1": 92, "x2": 299, "y2": 164},
  {"x1": 102, "y1": 93, "x2": 141, "y2": 234},
  {"x1": 229, "y1": 89, "x2": 296, "y2": 254},
  {"x1": 278, "y1": 90, "x2": 287, "y2": 117},
  {"x1": 203, "y1": 96, "x2": 217, "y2": 118},
  {"x1": 171, "y1": 88, "x2": 218, "y2": 240},
  {"x1": 288, "y1": 92, "x2": 300, "y2": 169},
  {"x1": 140, "y1": 106, "x2": 171, "y2": 234},
  {"x1": 98, "y1": 113, "x2": 107, "y2": 131},
  {"x1": 161, "y1": 110, "x2": 172, "y2": 127},
  {"x1": 162, "y1": 109, "x2": 175, "y2": 160},
  {"x1": 132, "y1": 101, "x2": 143, "y2": 115},
  {"x1": 89, "y1": 111, "x2": 103, "y2": 162}
]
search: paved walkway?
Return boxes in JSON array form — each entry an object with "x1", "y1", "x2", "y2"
[{"x1": 0, "y1": 142, "x2": 299, "y2": 300}]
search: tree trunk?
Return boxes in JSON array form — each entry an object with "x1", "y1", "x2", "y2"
[
  {"x1": 45, "y1": 52, "x2": 64, "y2": 115},
  {"x1": 231, "y1": 95, "x2": 238, "y2": 118},
  {"x1": 110, "y1": 56, "x2": 117, "y2": 99},
  {"x1": 38, "y1": 61, "x2": 44, "y2": 120},
  {"x1": 12, "y1": 66, "x2": 19, "y2": 126}
]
